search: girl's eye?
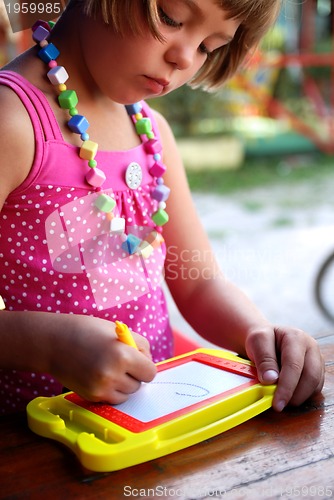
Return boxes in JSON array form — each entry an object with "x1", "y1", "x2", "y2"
[{"x1": 158, "y1": 7, "x2": 182, "y2": 28}]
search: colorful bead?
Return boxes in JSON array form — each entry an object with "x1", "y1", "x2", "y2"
[
  {"x1": 48, "y1": 60, "x2": 57, "y2": 68},
  {"x1": 85, "y1": 167, "x2": 106, "y2": 187},
  {"x1": 32, "y1": 20, "x2": 51, "y2": 32},
  {"x1": 68, "y1": 115, "x2": 89, "y2": 134},
  {"x1": 79, "y1": 140, "x2": 98, "y2": 160},
  {"x1": 144, "y1": 139, "x2": 162, "y2": 155},
  {"x1": 137, "y1": 241, "x2": 154, "y2": 259},
  {"x1": 58, "y1": 89, "x2": 78, "y2": 109},
  {"x1": 32, "y1": 25, "x2": 50, "y2": 43},
  {"x1": 135, "y1": 118, "x2": 152, "y2": 135},
  {"x1": 149, "y1": 161, "x2": 166, "y2": 177},
  {"x1": 95, "y1": 194, "x2": 116, "y2": 213},
  {"x1": 125, "y1": 103, "x2": 142, "y2": 115},
  {"x1": 81, "y1": 132, "x2": 89, "y2": 141},
  {"x1": 47, "y1": 66, "x2": 69, "y2": 85},
  {"x1": 152, "y1": 208, "x2": 169, "y2": 226},
  {"x1": 69, "y1": 107, "x2": 78, "y2": 116},
  {"x1": 110, "y1": 217, "x2": 125, "y2": 234},
  {"x1": 88, "y1": 159, "x2": 97, "y2": 168},
  {"x1": 39, "y1": 39, "x2": 49, "y2": 48},
  {"x1": 144, "y1": 230, "x2": 164, "y2": 248},
  {"x1": 122, "y1": 234, "x2": 141, "y2": 255},
  {"x1": 38, "y1": 43, "x2": 60, "y2": 63},
  {"x1": 151, "y1": 184, "x2": 170, "y2": 202}
]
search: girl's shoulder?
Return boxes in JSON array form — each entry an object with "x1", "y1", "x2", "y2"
[{"x1": 0, "y1": 75, "x2": 35, "y2": 201}]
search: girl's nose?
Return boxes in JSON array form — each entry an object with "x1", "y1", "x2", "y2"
[{"x1": 165, "y1": 43, "x2": 196, "y2": 71}]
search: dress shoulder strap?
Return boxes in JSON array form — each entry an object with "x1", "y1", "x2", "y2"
[{"x1": 0, "y1": 70, "x2": 63, "y2": 142}]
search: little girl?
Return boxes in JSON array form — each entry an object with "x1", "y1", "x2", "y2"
[{"x1": 0, "y1": 0, "x2": 324, "y2": 415}]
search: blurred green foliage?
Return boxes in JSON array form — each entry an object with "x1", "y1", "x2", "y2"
[{"x1": 187, "y1": 153, "x2": 334, "y2": 194}]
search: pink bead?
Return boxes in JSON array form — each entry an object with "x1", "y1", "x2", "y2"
[
  {"x1": 149, "y1": 161, "x2": 166, "y2": 178},
  {"x1": 48, "y1": 60, "x2": 57, "y2": 69},
  {"x1": 32, "y1": 20, "x2": 51, "y2": 32},
  {"x1": 85, "y1": 167, "x2": 106, "y2": 187},
  {"x1": 144, "y1": 139, "x2": 162, "y2": 155}
]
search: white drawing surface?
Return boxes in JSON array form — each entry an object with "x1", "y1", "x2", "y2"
[{"x1": 112, "y1": 361, "x2": 250, "y2": 422}]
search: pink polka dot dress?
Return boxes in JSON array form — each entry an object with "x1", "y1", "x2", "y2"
[{"x1": 0, "y1": 71, "x2": 173, "y2": 415}]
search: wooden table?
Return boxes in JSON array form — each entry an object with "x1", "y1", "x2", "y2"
[{"x1": 1, "y1": 334, "x2": 334, "y2": 499}]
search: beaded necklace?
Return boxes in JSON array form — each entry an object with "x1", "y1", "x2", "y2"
[{"x1": 32, "y1": 20, "x2": 169, "y2": 258}]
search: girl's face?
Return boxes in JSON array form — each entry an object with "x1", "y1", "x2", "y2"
[{"x1": 80, "y1": 0, "x2": 240, "y2": 104}]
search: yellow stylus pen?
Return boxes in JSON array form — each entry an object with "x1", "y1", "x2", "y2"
[
  {"x1": 115, "y1": 321, "x2": 138, "y2": 350},
  {"x1": 0, "y1": 295, "x2": 5, "y2": 310}
]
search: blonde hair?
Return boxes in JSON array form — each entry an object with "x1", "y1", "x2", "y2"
[{"x1": 78, "y1": 0, "x2": 281, "y2": 90}]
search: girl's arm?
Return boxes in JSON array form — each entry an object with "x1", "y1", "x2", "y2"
[
  {"x1": 156, "y1": 110, "x2": 325, "y2": 412},
  {"x1": 0, "y1": 310, "x2": 156, "y2": 403}
]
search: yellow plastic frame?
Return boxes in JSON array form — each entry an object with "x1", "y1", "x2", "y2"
[{"x1": 26, "y1": 349, "x2": 276, "y2": 472}]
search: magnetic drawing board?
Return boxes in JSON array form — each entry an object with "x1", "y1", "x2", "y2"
[
  {"x1": 27, "y1": 349, "x2": 276, "y2": 472},
  {"x1": 110, "y1": 361, "x2": 251, "y2": 422}
]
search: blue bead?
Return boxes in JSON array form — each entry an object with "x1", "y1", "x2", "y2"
[
  {"x1": 153, "y1": 153, "x2": 161, "y2": 161},
  {"x1": 125, "y1": 103, "x2": 142, "y2": 115},
  {"x1": 121, "y1": 234, "x2": 141, "y2": 255},
  {"x1": 81, "y1": 132, "x2": 90, "y2": 141},
  {"x1": 38, "y1": 43, "x2": 60, "y2": 63},
  {"x1": 68, "y1": 115, "x2": 90, "y2": 134}
]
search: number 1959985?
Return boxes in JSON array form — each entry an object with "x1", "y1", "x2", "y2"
[{"x1": 5, "y1": 3, "x2": 62, "y2": 15}]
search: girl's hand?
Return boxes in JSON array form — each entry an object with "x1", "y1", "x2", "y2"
[
  {"x1": 245, "y1": 326, "x2": 325, "y2": 412},
  {"x1": 49, "y1": 315, "x2": 157, "y2": 405}
]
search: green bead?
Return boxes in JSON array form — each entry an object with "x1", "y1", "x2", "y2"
[
  {"x1": 58, "y1": 90, "x2": 78, "y2": 110},
  {"x1": 88, "y1": 159, "x2": 97, "y2": 168},
  {"x1": 152, "y1": 208, "x2": 169, "y2": 226},
  {"x1": 135, "y1": 118, "x2": 152, "y2": 136},
  {"x1": 69, "y1": 107, "x2": 78, "y2": 116},
  {"x1": 95, "y1": 194, "x2": 116, "y2": 213}
]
